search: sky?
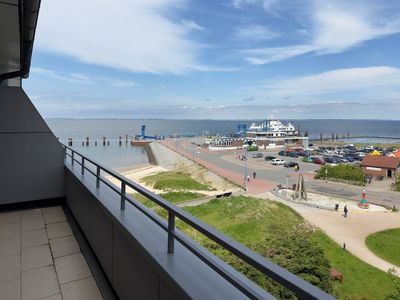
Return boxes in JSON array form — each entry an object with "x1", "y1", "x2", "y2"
[{"x1": 24, "y1": 0, "x2": 400, "y2": 119}]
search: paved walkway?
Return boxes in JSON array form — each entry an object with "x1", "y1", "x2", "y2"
[
  {"x1": 161, "y1": 140, "x2": 276, "y2": 194},
  {"x1": 258, "y1": 192, "x2": 400, "y2": 274},
  {"x1": 0, "y1": 207, "x2": 103, "y2": 300}
]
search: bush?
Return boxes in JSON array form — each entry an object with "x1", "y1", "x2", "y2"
[
  {"x1": 386, "y1": 268, "x2": 400, "y2": 300},
  {"x1": 315, "y1": 164, "x2": 365, "y2": 184}
]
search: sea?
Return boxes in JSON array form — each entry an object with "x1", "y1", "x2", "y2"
[{"x1": 47, "y1": 119, "x2": 400, "y2": 170}]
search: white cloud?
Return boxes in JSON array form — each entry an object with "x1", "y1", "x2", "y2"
[
  {"x1": 31, "y1": 67, "x2": 138, "y2": 88},
  {"x1": 182, "y1": 20, "x2": 205, "y2": 31},
  {"x1": 234, "y1": 25, "x2": 278, "y2": 41},
  {"x1": 239, "y1": 1, "x2": 400, "y2": 64},
  {"x1": 254, "y1": 66, "x2": 400, "y2": 99},
  {"x1": 35, "y1": 0, "x2": 205, "y2": 74},
  {"x1": 31, "y1": 67, "x2": 94, "y2": 84},
  {"x1": 232, "y1": 0, "x2": 278, "y2": 11}
]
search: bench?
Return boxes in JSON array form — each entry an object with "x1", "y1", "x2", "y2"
[
  {"x1": 330, "y1": 268, "x2": 343, "y2": 283},
  {"x1": 216, "y1": 194, "x2": 223, "y2": 199},
  {"x1": 223, "y1": 192, "x2": 232, "y2": 197}
]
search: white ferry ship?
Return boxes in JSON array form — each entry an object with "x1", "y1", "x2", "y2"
[{"x1": 247, "y1": 116, "x2": 298, "y2": 138}]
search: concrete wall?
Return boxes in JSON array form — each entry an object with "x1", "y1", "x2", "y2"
[{"x1": 0, "y1": 86, "x2": 65, "y2": 204}]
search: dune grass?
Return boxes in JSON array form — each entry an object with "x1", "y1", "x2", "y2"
[
  {"x1": 141, "y1": 171, "x2": 214, "y2": 191},
  {"x1": 366, "y1": 228, "x2": 400, "y2": 267},
  {"x1": 181, "y1": 196, "x2": 394, "y2": 299},
  {"x1": 311, "y1": 230, "x2": 394, "y2": 299}
]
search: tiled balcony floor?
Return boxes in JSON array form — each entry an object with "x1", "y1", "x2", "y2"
[{"x1": 0, "y1": 206, "x2": 104, "y2": 300}]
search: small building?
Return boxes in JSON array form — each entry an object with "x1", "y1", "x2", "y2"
[{"x1": 360, "y1": 155, "x2": 400, "y2": 178}]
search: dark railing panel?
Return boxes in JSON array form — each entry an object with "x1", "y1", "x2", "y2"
[{"x1": 61, "y1": 143, "x2": 335, "y2": 300}]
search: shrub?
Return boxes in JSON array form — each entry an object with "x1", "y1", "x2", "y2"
[{"x1": 315, "y1": 164, "x2": 364, "y2": 184}]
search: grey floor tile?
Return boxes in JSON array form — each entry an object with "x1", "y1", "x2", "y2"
[
  {"x1": 21, "y1": 209, "x2": 42, "y2": 220},
  {"x1": 0, "y1": 235, "x2": 21, "y2": 258},
  {"x1": 40, "y1": 294, "x2": 62, "y2": 300},
  {"x1": 22, "y1": 228, "x2": 48, "y2": 249},
  {"x1": 46, "y1": 222, "x2": 72, "y2": 239},
  {"x1": 43, "y1": 211, "x2": 66, "y2": 225},
  {"x1": 0, "y1": 211, "x2": 20, "y2": 226},
  {"x1": 42, "y1": 207, "x2": 63, "y2": 214},
  {"x1": 54, "y1": 253, "x2": 92, "y2": 284},
  {"x1": 0, "y1": 279, "x2": 20, "y2": 300},
  {"x1": 49, "y1": 236, "x2": 80, "y2": 258},
  {"x1": 21, "y1": 216, "x2": 45, "y2": 232},
  {"x1": 22, "y1": 244, "x2": 53, "y2": 271},
  {"x1": 0, "y1": 255, "x2": 20, "y2": 283},
  {"x1": 61, "y1": 277, "x2": 103, "y2": 300},
  {"x1": 22, "y1": 266, "x2": 60, "y2": 300},
  {"x1": 0, "y1": 223, "x2": 20, "y2": 239}
]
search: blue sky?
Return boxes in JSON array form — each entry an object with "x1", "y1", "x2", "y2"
[{"x1": 25, "y1": 0, "x2": 400, "y2": 119}]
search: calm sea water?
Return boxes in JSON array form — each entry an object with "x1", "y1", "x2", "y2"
[{"x1": 47, "y1": 119, "x2": 400, "y2": 169}]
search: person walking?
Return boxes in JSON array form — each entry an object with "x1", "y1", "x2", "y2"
[
  {"x1": 344, "y1": 205, "x2": 348, "y2": 218},
  {"x1": 253, "y1": 171, "x2": 256, "y2": 179},
  {"x1": 247, "y1": 175, "x2": 250, "y2": 182}
]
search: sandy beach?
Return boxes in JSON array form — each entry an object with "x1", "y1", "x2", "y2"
[{"x1": 108, "y1": 141, "x2": 241, "y2": 195}]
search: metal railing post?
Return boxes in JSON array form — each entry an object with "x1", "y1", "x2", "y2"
[
  {"x1": 167, "y1": 212, "x2": 175, "y2": 253},
  {"x1": 71, "y1": 151, "x2": 74, "y2": 165},
  {"x1": 96, "y1": 166, "x2": 100, "y2": 188},
  {"x1": 120, "y1": 182, "x2": 126, "y2": 210},
  {"x1": 81, "y1": 157, "x2": 85, "y2": 174}
]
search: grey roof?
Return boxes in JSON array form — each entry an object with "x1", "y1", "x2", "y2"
[{"x1": 0, "y1": 0, "x2": 41, "y2": 82}]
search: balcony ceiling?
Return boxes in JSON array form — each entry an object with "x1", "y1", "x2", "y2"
[{"x1": 0, "y1": 0, "x2": 40, "y2": 80}]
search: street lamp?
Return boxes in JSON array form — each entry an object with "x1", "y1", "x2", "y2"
[
  {"x1": 325, "y1": 168, "x2": 328, "y2": 183},
  {"x1": 286, "y1": 174, "x2": 290, "y2": 189},
  {"x1": 244, "y1": 146, "x2": 248, "y2": 191}
]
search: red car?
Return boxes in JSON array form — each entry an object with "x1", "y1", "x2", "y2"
[{"x1": 313, "y1": 158, "x2": 326, "y2": 165}]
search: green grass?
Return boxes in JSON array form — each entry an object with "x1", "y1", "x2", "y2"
[
  {"x1": 132, "y1": 191, "x2": 205, "y2": 210},
  {"x1": 179, "y1": 196, "x2": 394, "y2": 299},
  {"x1": 366, "y1": 228, "x2": 400, "y2": 267},
  {"x1": 141, "y1": 171, "x2": 214, "y2": 191},
  {"x1": 311, "y1": 231, "x2": 394, "y2": 300},
  {"x1": 315, "y1": 164, "x2": 365, "y2": 186}
]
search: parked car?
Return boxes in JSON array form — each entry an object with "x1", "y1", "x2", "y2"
[
  {"x1": 271, "y1": 158, "x2": 286, "y2": 165},
  {"x1": 344, "y1": 156, "x2": 354, "y2": 162},
  {"x1": 287, "y1": 152, "x2": 299, "y2": 158},
  {"x1": 252, "y1": 152, "x2": 263, "y2": 158},
  {"x1": 313, "y1": 158, "x2": 326, "y2": 165},
  {"x1": 264, "y1": 155, "x2": 276, "y2": 161},
  {"x1": 284, "y1": 162, "x2": 298, "y2": 168},
  {"x1": 278, "y1": 150, "x2": 285, "y2": 156},
  {"x1": 301, "y1": 157, "x2": 314, "y2": 163}
]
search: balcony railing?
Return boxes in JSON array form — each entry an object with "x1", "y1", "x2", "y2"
[{"x1": 61, "y1": 143, "x2": 335, "y2": 300}]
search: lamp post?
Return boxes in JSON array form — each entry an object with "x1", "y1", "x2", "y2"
[
  {"x1": 244, "y1": 146, "x2": 248, "y2": 191},
  {"x1": 325, "y1": 168, "x2": 328, "y2": 183},
  {"x1": 286, "y1": 174, "x2": 290, "y2": 189}
]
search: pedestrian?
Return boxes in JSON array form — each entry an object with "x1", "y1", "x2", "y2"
[
  {"x1": 344, "y1": 205, "x2": 348, "y2": 218},
  {"x1": 247, "y1": 175, "x2": 250, "y2": 182},
  {"x1": 297, "y1": 164, "x2": 300, "y2": 172},
  {"x1": 253, "y1": 171, "x2": 256, "y2": 179}
]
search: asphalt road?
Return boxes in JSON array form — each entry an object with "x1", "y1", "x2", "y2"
[{"x1": 178, "y1": 139, "x2": 400, "y2": 208}]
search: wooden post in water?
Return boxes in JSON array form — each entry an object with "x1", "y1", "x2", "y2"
[
  {"x1": 82, "y1": 141, "x2": 84, "y2": 146},
  {"x1": 347, "y1": 130, "x2": 350, "y2": 138},
  {"x1": 125, "y1": 134, "x2": 128, "y2": 144},
  {"x1": 95, "y1": 141, "x2": 97, "y2": 146},
  {"x1": 336, "y1": 134, "x2": 339, "y2": 140},
  {"x1": 103, "y1": 137, "x2": 106, "y2": 146},
  {"x1": 86, "y1": 137, "x2": 89, "y2": 146},
  {"x1": 332, "y1": 132, "x2": 334, "y2": 141},
  {"x1": 107, "y1": 141, "x2": 110, "y2": 146},
  {"x1": 119, "y1": 136, "x2": 122, "y2": 146},
  {"x1": 320, "y1": 133, "x2": 322, "y2": 141}
]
